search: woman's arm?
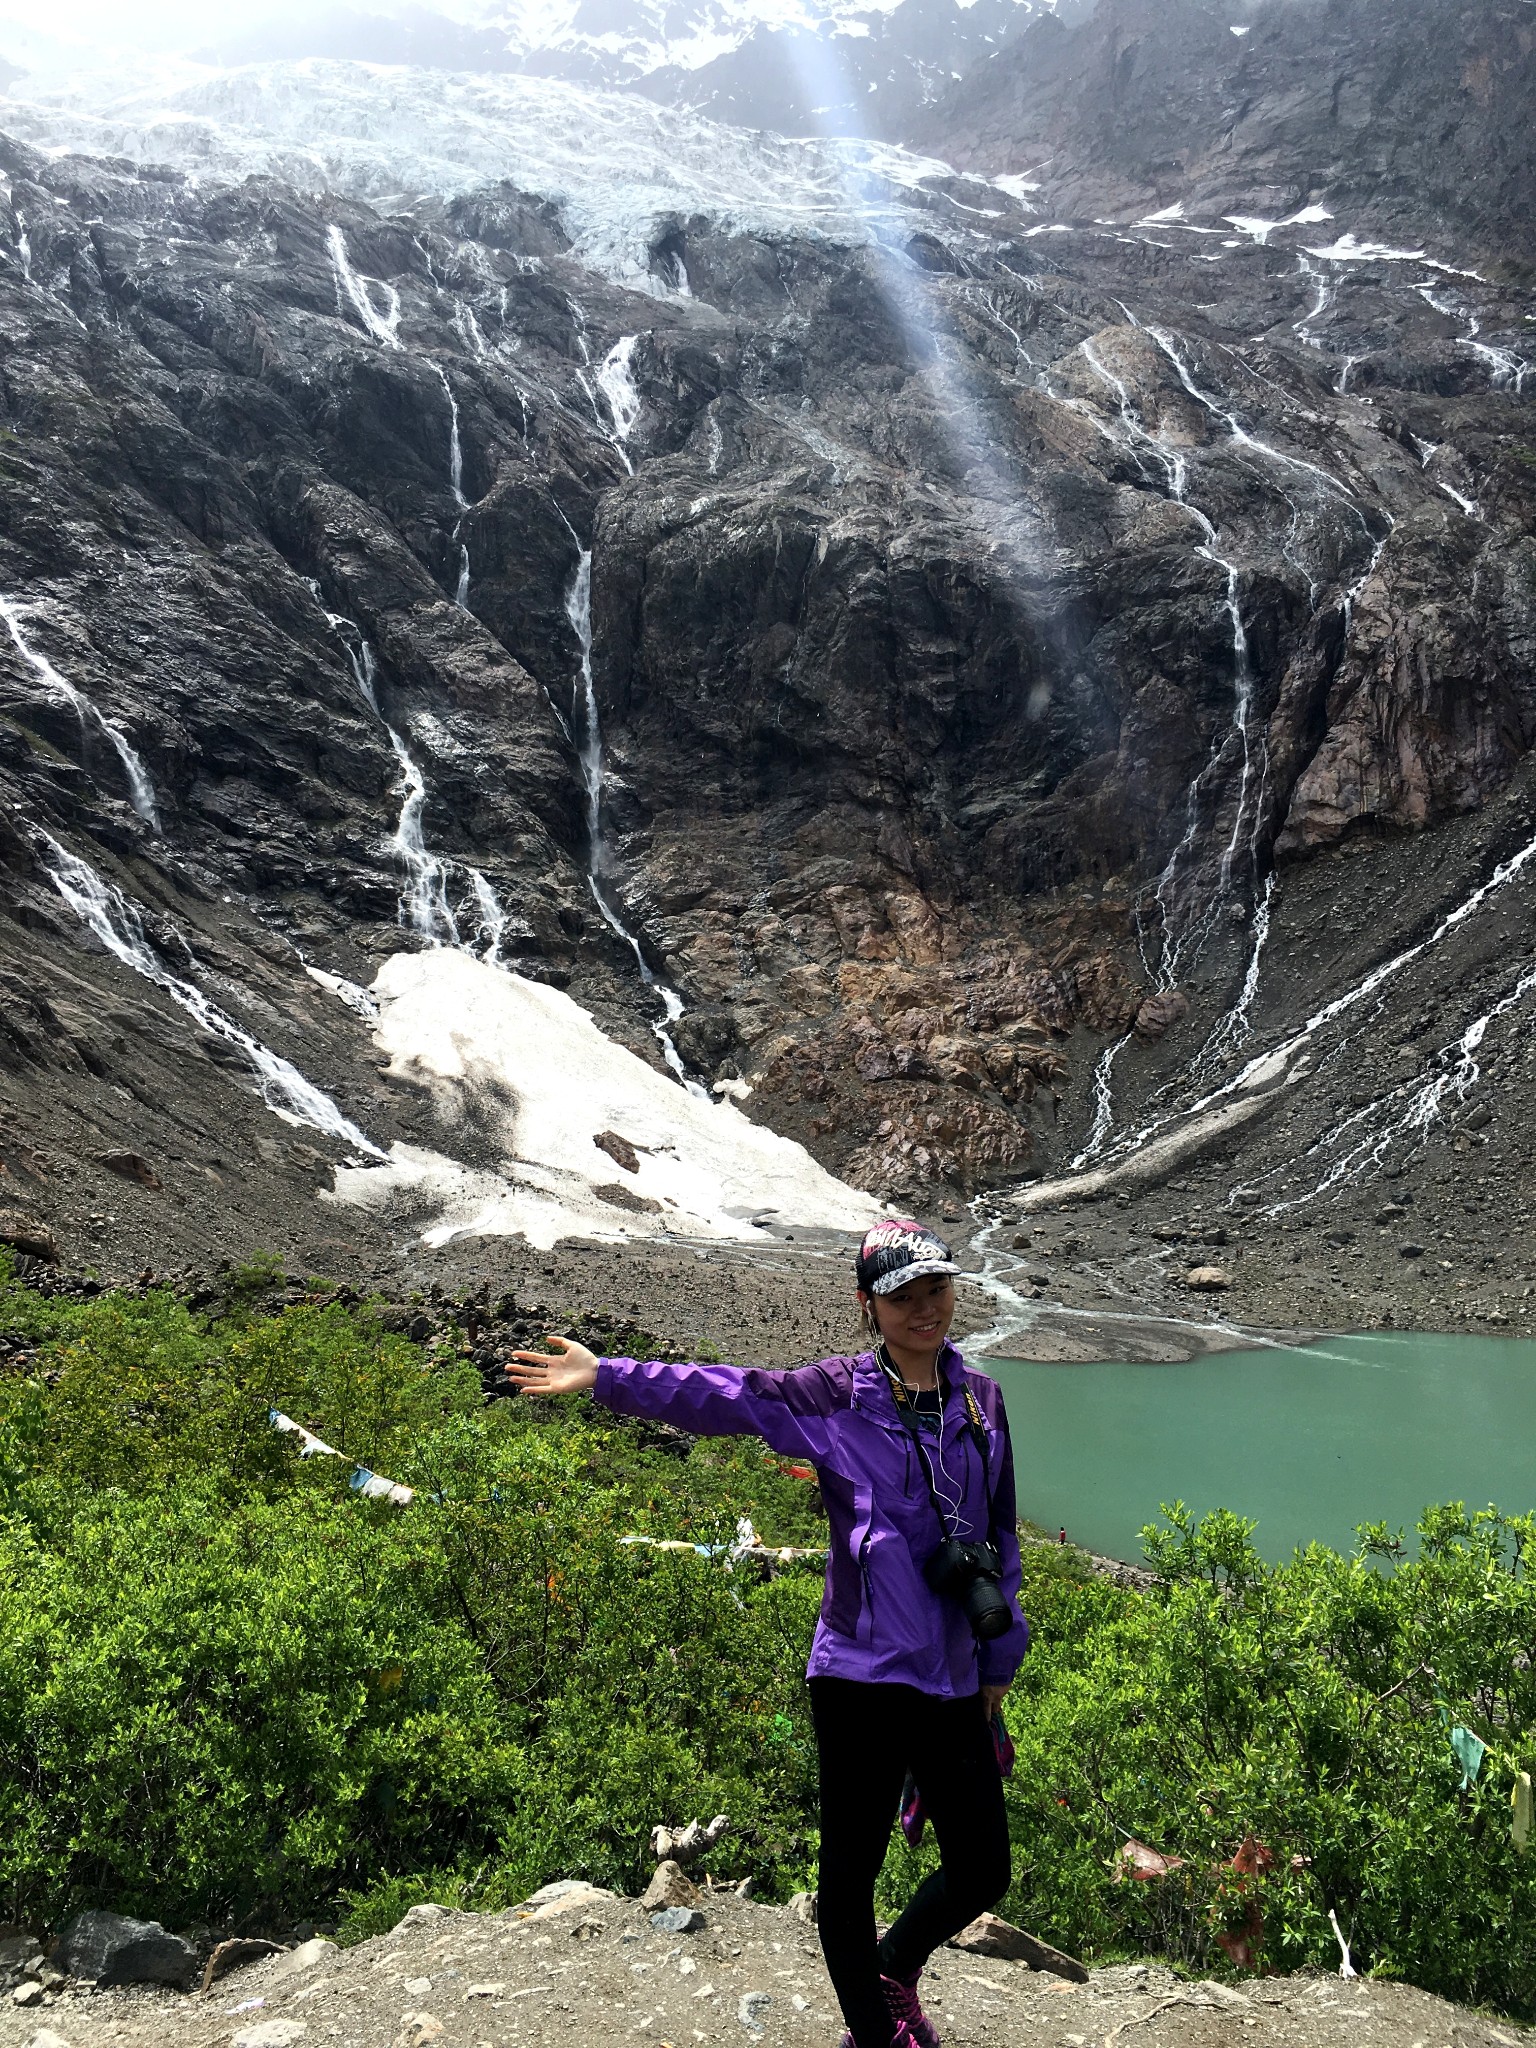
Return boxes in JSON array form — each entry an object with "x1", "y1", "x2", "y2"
[{"x1": 506, "y1": 1339, "x2": 841, "y2": 1462}]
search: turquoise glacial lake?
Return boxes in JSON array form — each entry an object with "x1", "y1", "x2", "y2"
[{"x1": 981, "y1": 1332, "x2": 1536, "y2": 1563}]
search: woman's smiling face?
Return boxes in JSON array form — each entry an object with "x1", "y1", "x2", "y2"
[{"x1": 865, "y1": 1273, "x2": 956, "y2": 1368}]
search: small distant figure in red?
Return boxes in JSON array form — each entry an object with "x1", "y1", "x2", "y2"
[{"x1": 1058, "y1": 1527, "x2": 1067, "y2": 1545}]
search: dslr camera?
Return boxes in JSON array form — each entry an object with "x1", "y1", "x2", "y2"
[{"x1": 923, "y1": 1536, "x2": 1012, "y2": 1640}]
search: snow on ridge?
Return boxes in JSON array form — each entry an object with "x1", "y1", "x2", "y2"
[
  {"x1": 0, "y1": 56, "x2": 968, "y2": 287},
  {"x1": 330, "y1": 948, "x2": 881, "y2": 1250}
]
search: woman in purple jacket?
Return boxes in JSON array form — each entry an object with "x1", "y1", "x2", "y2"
[{"x1": 506, "y1": 1219, "x2": 1029, "y2": 2048}]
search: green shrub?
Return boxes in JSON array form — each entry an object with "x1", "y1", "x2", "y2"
[{"x1": 995, "y1": 1504, "x2": 1536, "y2": 2013}]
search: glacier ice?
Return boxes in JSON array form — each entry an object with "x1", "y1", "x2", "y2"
[{"x1": 3, "y1": 58, "x2": 970, "y2": 292}]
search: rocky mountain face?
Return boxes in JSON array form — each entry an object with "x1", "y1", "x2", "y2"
[
  {"x1": 0, "y1": 0, "x2": 1532, "y2": 1295},
  {"x1": 915, "y1": 0, "x2": 1536, "y2": 262}
]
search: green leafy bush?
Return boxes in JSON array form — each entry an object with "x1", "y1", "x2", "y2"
[{"x1": 994, "y1": 1505, "x2": 1536, "y2": 2013}]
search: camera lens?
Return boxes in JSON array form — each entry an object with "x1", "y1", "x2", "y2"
[{"x1": 961, "y1": 1572, "x2": 1014, "y2": 1640}]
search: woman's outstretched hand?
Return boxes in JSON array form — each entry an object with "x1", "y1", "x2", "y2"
[{"x1": 504, "y1": 1335, "x2": 600, "y2": 1396}]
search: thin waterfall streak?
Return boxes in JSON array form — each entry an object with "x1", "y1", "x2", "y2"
[
  {"x1": 1103, "y1": 820, "x2": 1536, "y2": 1175},
  {"x1": 0, "y1": 596, "x2": 159, "y2": 828},
  {"x1": 326, "y1": 224, "x2": 401, "y2": 349},
  {"x1": 559, "y1": 518, "x2": 706, "y2": 1095},
  {"x1": 1196, "y1": 871, "x2": 1275, "y2": 1075},
  {"x1": 467, "y1": 867, "x2": 508, "y2": 967},
  {"x1": 1245, "y1": 956, "x2": 1536, "y2": 1216},
  {"x1": 454, "y1": 299, "x2": 488, "y2": 358},
  {"x1": 1071, "y1": 1035, "x2": 1131, "y2": 1168},
  {"x1": 1133, "y1": 313, "x2": 1356, "y2": 504},
  {"x1": 388, "y1": 730, "x2": 459, "y2": 946},
  {"x1": 38, "y1": 830, "x2": 384, "y2": 1156},
  {"x1": 594, "y1": 334, "x2": 641, "y2": 473},
  {"x1": 1072, "y1": 343, "x2": 1265, "y2": 992},
  {"x1": 433, "y1": 363, "x2": 468, "y2": 508},
  {"x1": 1208, "y1": 554, "x2": 1258, "y2": 894},
  {"x1": 309, "y1": 582, "x2": 382, "y2": 713},
  {"x1": 313, "y1": 592, "x2": 512, "y2": 967}
]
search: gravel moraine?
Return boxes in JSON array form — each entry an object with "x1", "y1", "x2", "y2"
[{"x1": 1, "y1": 1891, "x2": 1528, "y2": 2048}]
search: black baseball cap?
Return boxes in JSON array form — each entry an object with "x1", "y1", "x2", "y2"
[{"x1": 855, "y1": 1218, "x2": 960, "y2": 1297}]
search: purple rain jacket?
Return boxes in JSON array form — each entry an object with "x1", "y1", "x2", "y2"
[{"x1": 594, "y1": 1340, "x2": 1030, "y2": 1699}]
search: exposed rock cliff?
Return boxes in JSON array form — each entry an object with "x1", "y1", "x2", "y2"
[{"x1": 0, "y1": 6, "x2": 1531, "y2": 1278}]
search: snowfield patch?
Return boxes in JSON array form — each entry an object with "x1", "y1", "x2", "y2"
[{"x1": 329, "y1": 949, "x2": 880, "y2": 1249}]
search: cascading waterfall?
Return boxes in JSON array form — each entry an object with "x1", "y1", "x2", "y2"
[
  {"x1": 1, "y1": 596, "x2": 160, "y2": 829},
  {"x1": 1415, "y1": 282, "x2": 1531, "y2": 394},
  {"x1": 1292, "y1": 255, "x2": 1337, "y2": 348},
  {"x1": 1070, "y1": 1042, "x2": 1126, "y2": 1170},
  {"x1": 1191, "y1": 870, "x2": 1275, "y2": 1078},
  {"x1": 328, "y1": 227, "x2": 472, "y2": 608},
  {"x1": 327, "y1": 225, "x2": 402, "y2": 349},
  {"x1": 1233, "y1": 954, "x2": 1536, "y2": 1218},
  {"x1": 38, "y1": 829, "x2": 384, "y2": 1157},
  {"x1": 388, "y1": 729, "x2": 460, "y2": 945},
  {"x1": 590, "y1": 334, "x2": 642, "y2": 475},
  {"x1": 431, "y1": 363, "x2": 473, "y2": 610},
  {"x1": 1069, "y1": 309, "x2": 1397, "y2": 1166},
  {"x1": 467, "y1": 869, "x2": 509, "y2": 965},
  {"x1": 435, "y1": 364, "x2": 467, "y2": 508},
  {"x1": 558, "y1": 521, "x2": 708, "y2": 1097},
  {"x1": 312, "y1": 593, "x2": 507, "y2": 957},
  {"x1": 1090, "y1": 819, "x2": 1536, "y2": 1190},
  {"x1": 1068, "y1": 341, "x2": 1275, "y2": 1159},
  {"x1": 453, "y1": 299, "x2": 488, "y2": 359}
]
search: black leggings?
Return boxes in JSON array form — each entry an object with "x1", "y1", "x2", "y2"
[{"x1": 809, "y1": 1676, "x2": 1012, "y2": 2048}]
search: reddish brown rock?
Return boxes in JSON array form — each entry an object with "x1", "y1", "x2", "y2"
[{"x1": 1134, "y1": 990, "x2": 1189, "y2": 1041}]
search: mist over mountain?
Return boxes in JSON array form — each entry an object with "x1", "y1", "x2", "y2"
[
  {"x1": 0, "y1": 0, "x2": 1532, "y2": 1327},
  {"x1": 190, "y1": 0, "x2": 1046, "y2": 141}
]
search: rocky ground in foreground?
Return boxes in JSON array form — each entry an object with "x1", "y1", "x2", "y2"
[{"x1": 1, "y1": 1891, "x2": 1527, "y2": 2048}]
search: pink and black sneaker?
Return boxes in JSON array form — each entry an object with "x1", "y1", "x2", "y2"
[
  {"x1": 839, "y1": 2027, "x2": 925, "y2": 2048},
  {"x1": 881, "y1": 1971, "x2": 941, "y2": 2048}
]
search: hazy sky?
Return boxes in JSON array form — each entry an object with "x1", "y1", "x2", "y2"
[
  {"x1": 0, "y1": 0, "x2": 296, "y2": 57},
  {"x1": 0, "y1": 0, "x2": 541, "y2": 62}
]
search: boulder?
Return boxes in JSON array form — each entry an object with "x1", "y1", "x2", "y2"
[
  {"x1": 1184, "y1": 1266, "x2": 1232, "y2": 1291},
  {"x1": 640, "y1": 1861, "x2": 699, "y2": 1911},
  {"x1": 0, "y1": 1212, "x2": 58, "y2": 1264},
  {"x1": 649, "y1": 1906, "x2": 705, "y2": 1934},
  {"x1": 266, "y1": 1938, "x2": 337, "y2": 1985},
  {"x1": 11, "y1": 1982, "x2": 44, "y2": 2007},
  {"x1": 22, "y1": 2031, "x2": 73, "y2": 2048},
  {"x1": 787, "y1": 1891, "x2": 818, "y2": 1926},
  {"x1": 53, "y1": 1910, "x2": 197, "y2": 1988},
  {"x1": 1133, "y1": 990, "x2": 1189, "y2": 1041},
  {"x1": 949, "y1": 1912, "x2": 1088, "y2": 1982},
  {"x1": 232, "y1": 2023, "x2": 307, "y2": 2048},
  {"x1": 521, "y1": 1883, "x2": 615, "y2": 1922},
  {"x1": 97, "y1": 1151, "x2": 163, "y2": 1189},
  {"x1": 593, "y1": 1129, "x2": 641, "y2": 1174},
  {"x1": 0, "y1": 1931, "x2": 42, "y2": 1984}
]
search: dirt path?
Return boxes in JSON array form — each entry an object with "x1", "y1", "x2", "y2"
[{"x1": 4, "y1": 1891, "x2": 1525, "y2": 2048}]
